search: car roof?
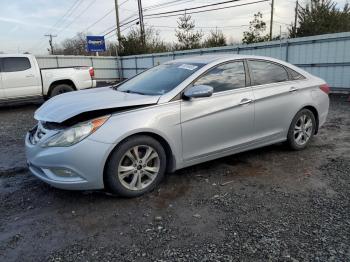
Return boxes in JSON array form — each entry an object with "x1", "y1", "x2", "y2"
[{"x1": 166, "y1": 54, "x2": 286, "y2": 65}]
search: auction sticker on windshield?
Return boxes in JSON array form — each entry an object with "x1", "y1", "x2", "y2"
[{"x1": 178, "y1": 64, "x2": 198, "y2": 70}]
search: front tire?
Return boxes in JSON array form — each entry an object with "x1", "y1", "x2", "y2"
[
  {"x1": 287, "y1": 109, "x2": 316, "y2": 150},
  {"x1": 105, "y1": 135, "x2": 166, "y2": 197}
]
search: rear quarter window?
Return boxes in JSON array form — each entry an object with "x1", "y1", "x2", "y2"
[
  {"x1": 1, "y1": 57, "x2": 31, "y2": 72},
  {"x1": 286, "y1": 67, "x2": 306, "y2": 80}
]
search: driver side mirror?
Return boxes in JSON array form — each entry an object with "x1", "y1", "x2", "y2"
[{"x1": 183, "y1": 85, "x2": 214, "y2": 99}]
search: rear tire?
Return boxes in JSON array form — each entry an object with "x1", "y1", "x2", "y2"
[
  {"x1": 105, "y1": 135, "x2": 166, "y2": 198},
  {"x1": 287, "y1": 109, "x2": 316, "y2": 150},
  {"x1": 50, "y1": 84, "x2": 74, "y2": 98}
]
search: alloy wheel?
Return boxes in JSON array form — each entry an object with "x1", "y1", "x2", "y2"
[
  {"x1": 117, "y1": 145, "x2": 160, "y2": 191},
  {"x1": 293, "y1": 114, "x2": 313, "y2": 146}
]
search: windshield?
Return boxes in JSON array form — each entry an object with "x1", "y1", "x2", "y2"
[{"x1": 117, "y1": 62, "x2": 205, "y2": 96}]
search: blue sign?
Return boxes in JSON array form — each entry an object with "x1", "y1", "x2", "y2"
[{"x1": 86, "y1": 36, "x2": 106, "y2": 52}]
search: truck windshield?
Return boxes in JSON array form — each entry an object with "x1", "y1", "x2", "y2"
[{"x1": 117, "y1": 62, "x2": 205, "y2": 96}]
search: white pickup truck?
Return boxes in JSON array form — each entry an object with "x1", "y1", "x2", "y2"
[{"x1": 0, "y1": 54, "x2": 96, "y2": 104}]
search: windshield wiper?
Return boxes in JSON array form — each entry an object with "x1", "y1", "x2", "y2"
[
  {"x1": 117, "y1": 89, "x2": 146, "y2": 95},
  {"x1": 110, "y1": 84, "x2": 120, "y2": 90}
]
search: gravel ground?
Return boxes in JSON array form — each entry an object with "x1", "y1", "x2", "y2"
[{"x1": 0, "y1": 94, "x2": 349, "y2": 261}]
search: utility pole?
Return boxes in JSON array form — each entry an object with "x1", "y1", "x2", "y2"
[
  {"x1": 137, "y1": 0, "x2": 145, "y2": 45},
  {"x1": 269, "y1": 0, "x2": 274, "y2": 41},
  {"x1": 293, "y1": 0, "x2": 299, "y2": 37},
  {"x1": 113, "y1": 0, "x2": 123, "y2": 82},
  {"x1": 44, "y1": 34, "x2": 57, "y2": 55},
  {"x1": 114, "y1": 0, "x2": 122, "y2": 43}
]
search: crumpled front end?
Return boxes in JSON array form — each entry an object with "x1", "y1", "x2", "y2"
[{"x1": 25, "y1": 121, "x2": 114, "y2": 190}]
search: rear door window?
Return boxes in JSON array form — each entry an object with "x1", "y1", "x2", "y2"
[
  {"x1": 1, "y1": 57, "x2": 31, "y2": 72},
  {"x1": 248, "y1": 60, "x2": 288, "y2": 86}
]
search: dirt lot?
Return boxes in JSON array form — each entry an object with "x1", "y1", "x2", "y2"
[{"x1": 0, "y1": 95, "x2": 349, "y2": 261}]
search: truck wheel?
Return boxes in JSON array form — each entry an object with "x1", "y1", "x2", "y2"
[{"x1": 50, "y1": 84, "x2": 74, "y2": 98}]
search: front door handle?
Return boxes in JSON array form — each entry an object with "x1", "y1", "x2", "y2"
[
  {"x1": 289, "y1": 87, "x2": 298, "y2": 92},
  {"x1": 239, "y1": 98, "x2": 253, "y2": 105}
]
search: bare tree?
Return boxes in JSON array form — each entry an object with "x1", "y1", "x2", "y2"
[
  {"x1": 55, "y1": 32, "x2": 90, "y2": 55},
  {"x1": 203, "y1": 29, "x2": 227, "y2": 48}
]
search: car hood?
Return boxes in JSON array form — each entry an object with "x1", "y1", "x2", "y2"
[{"x1": 35, "y1": 87, "x2": 160, "y2": 123}]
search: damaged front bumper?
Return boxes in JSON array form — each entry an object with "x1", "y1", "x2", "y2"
[{"x1": 25, "y1": 131, "x2": 113, "y2": 190}]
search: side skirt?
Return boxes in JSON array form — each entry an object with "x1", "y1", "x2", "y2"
[{"x1": 178, "y1": 136, "x2": 286, "y2": 170}]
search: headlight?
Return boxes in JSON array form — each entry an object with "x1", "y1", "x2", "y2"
[{"x1": 42, "y1": 115, "x2": 110, "y2": 147}]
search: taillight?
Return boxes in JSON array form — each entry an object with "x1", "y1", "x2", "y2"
[
  {"x1": 89, "y1": 67, "x2": 95, "y2": 79},
  {"x1": 319, "y1": 84, "x2": 330, "y2": 95}
]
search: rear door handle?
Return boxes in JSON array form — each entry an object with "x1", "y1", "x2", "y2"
[
  {"x1": 26, "y1": 74, "x2": 34, "y2": 78},
  {"x1": 239, "y1": 98, "x2": 253, "y2": 105},
  {"x1": 289, "y1": 87, "x2": 298, "y2": 92}
]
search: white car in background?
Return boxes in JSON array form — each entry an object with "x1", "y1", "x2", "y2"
[{"x1": 0, "y1": 54, "x2": 96, "y2": 104}]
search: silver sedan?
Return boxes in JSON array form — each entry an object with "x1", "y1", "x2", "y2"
[{"x1": 25, "y1": 55, "x2": 330, "y2": 197}]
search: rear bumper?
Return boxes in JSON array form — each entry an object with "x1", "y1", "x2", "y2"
[
  {"x1": 318, "y1": 95, "x2": 330, "y2": 128},
  {"x1": 92, "y1": 79, "x2": 97, "y2": 88}
]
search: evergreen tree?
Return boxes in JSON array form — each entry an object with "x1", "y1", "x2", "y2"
[
  {"x1": 242, "y1": 12, "x2": 269, "y2": 44},
  {"x1": 289, "y1": 0, "x2": 350, "y2": 38},
  {"x1": 175, "y1": 13, "x2": 203, "y2": 50}
]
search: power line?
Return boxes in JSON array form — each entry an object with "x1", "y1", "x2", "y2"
[
  {"x1": 84, "y1": 9, "x2": 114, "y2": 32},
  {"x1": 82, "y1": 0, "x2": 132, "y2": 33},
  {"x1": 103, "y1": 18, "x2": 139, "y2": 36},
  {"x1": 144, "y1": 0, "x2": 252, "y2": 17},
  {"x1": 144, "y1": 0, "x2": 269, "y2": 20},
  {"x1": 47, "y1": 0, "x2": 83, "y2": 34},
  {"x1": 148, "y1": 24, "x2": 250, "y2": 29},
  {"x1": 50, "y1": 0, "x2": 86, "y2": 33},
  {"x1": 105, "y1": 23, "x2": 136, "y2": 41},
  {"x1": 143, "y1": 0, "x2": 193, "y2": 11},
  {"x1": 103, "y1": 0, "x2": 269, "y2": 36},
  {"x1": 98, "y1": 12, "x2": 139, "y2": 35},
  {"x1": 102, "y1": 16, "x2": 140, "y2": 36},
  {"x1": 143, "y1": 0, "x2": 183, "y2": 10},
  {"x1": 28, "y1": 0, "x2": 84, "y2": 51},
  {"x1": 56, "y1": 0, "x2": 97, "y2": 36},
  {"x1": 121, "y1": 23, "x2": 136, "y2": 33},
  {"x1": 119, "y1": 0, "x2": 131, "y2": 7},
  {"x1": 100, "y1": 24, "x2": 119, "y2": 36},
  {"x1": 48, "y1": 0, "x2": 84, "y2": 33},
  {"x1": 274, "y1": 20, "x2": 290, "y2": 26}
]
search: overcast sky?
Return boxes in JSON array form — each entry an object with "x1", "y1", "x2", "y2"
[{"x1": 0, "y1": 0, "x2": 347, "y2": 54}]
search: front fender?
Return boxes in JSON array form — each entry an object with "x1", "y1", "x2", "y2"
[{"x1": 88, "y1": 102, "x2": 183, "y2": 168}]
